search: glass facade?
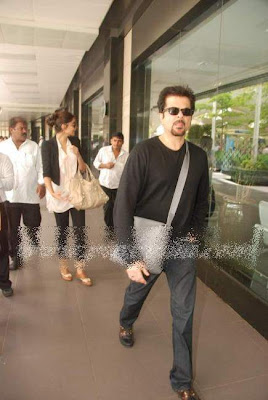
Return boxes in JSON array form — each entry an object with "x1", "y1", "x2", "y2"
[
  {"x1": 131, "y1": 0, "x2": 268, "y2": 302},
  {"x1": 81, "y1": 92, "x2": 107, "y2": 166}
]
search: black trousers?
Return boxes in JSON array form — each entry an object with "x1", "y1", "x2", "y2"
[
  {"x1": 0, "y1": 203, "x2": 11, "y2": 289},
  {"x1": 5, "y1": 202, "x2": 41, "y2": 265},
  {"x1": 0, "y1": 254, "x2": 11, "y2": 289},
  {"x1": 54, "y1": 208, "x2": 86, "y2": 260},
  {"x1": 100, "y1": 186, "x2": 117, "y2": 229},
  {"x1": 120, "y1": 257, "x2": 196, "y2": 392}
]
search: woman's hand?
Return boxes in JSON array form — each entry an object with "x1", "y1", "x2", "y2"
[{"x1": 51, "y1": 191, "x2": 68, "y2": 201}]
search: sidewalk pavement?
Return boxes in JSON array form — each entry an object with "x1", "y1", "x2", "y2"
[{"x1": 0, "y1": 205, "x2": 267, "y2": 400}]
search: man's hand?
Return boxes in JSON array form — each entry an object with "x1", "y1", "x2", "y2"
[
  {"x1": 186, "y1": 232, "x2": 197, "y2": 242},
  {"x1": 126, "y1": 261, "x2": 150, "y2": 285},
  {"x1": 105, "y1": 162, "x2": 115, "y2": 169},
  {"x1": 36, "y1": 184, "x2": 46, "y2": 199}
]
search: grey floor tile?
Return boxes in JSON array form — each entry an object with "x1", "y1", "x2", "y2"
[
  {"x1": 235, "y1": 320, "x2": 268, "y2": 353},
  {"x1": 80, "y1": 296, "x2": 163, "y2": 347},
  {"x1": 0, "y1": 352, "x2": 99, "y2": 400},
  {"x1": 1, "y1": 206, "x2": 266, "y2": 400},
  {"x1": 86, "y1": 334, "x2": 175, "y2": 400},
  {"x1": 194, "y1": 316, "x2": 268, "y2": 389},
  {"x1": 200, "y1": 374, "x2": 268, "y2": 400}
]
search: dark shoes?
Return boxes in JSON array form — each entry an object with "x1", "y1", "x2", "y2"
[
  {"x1": 2, "y1": 288, "x2": 14, "y2": 297},
  {"x1": 119, "y1": 326, "x2": 134, "y2": 347},
  {"x1": 176, "y1": 389, "x2": 200, "y2": 400}
]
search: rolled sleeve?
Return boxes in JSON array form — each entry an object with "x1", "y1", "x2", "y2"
[
  {"x1": 93, "y1": 149, "x2": 103, "y2": 170},
  {"x1": 0, "y1": 154, "x2": 14, "y2": 191}
]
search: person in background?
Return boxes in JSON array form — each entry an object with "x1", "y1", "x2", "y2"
[
  {"x1": 38, "y1": 135, "x2": 44, "y2": 148},
  {"x1": 0, "y1": 153, "x2": 14, "y2": 296},
  {"x1": 41, "y1": 110, "x2": 92, "y2": 286},
  {"x1": 114, "y1": 86, "x2": 209, "y2": 400},
  {"x1": 0, "y1": 117, "x2": 45, "y2": 270},
  {"x1": 93, "y1": 132, "x2": 128, "y2": 234}
]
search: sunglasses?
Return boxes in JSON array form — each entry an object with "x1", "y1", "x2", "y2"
[{"x1": 163, "y1": 107, "x2": 194, "y2": 116}]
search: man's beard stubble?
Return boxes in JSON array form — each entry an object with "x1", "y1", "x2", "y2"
[{"x1": 171, "y1": 120, "x2": 186, "y2": 137}]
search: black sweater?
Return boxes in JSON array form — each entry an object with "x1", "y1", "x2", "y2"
[{"x1": 113, "y1": 136, "x2": 209, "y2": 264}]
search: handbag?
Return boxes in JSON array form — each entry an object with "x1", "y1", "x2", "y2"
[
  {"x1": 133, "y1": 141, "x2": 190, "y2": 274},
  {"x1": 68, "y1": 165, "x2": 109, "y2": 211}
]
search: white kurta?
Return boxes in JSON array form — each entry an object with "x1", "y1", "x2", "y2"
[{"x1": 0, "y1": 138, "x2": 43, "y2": 204}]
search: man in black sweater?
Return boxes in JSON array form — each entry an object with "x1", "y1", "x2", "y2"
[{"x1": 114, "y1": 86, "x2": 209, "y2": 400}]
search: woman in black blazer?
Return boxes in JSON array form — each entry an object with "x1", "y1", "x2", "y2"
[{"x1": 42, "y1": 110, "x2": 92, "y2": 286}]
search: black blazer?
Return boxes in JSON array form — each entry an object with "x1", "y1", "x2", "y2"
[{"x1": 41, "y1": 135, "x2": 81, "y2": 186}]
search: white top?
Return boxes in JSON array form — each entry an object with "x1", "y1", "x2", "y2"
[
  {"x1": 93, "y1": 145, "x2": 128, "y2": 189},
  {"x1": 46, "y1": 138, "x2": 77, "y2": 213},
  {"x1": 0, "y1": 153, "x2": 14, "y2": 203},
  {"x1": 0, "y1": 137, "x2": 44, "y2": 204}
]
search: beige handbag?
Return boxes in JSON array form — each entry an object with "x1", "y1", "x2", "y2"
[{"x1": 68, "y1": 165, "x2": 109, "y2": 210}]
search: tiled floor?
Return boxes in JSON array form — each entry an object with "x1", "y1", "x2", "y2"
[{"x1": 0, "y1": 206, "x2": 267, "y2": 400}]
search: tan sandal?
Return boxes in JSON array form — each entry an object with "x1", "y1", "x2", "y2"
[
  {"x1": 60, "y1": 266, "x2": 73, "y2": 281},
  {"x1": 76, "y1": 268, "x2": 92, "y2": 286},
  {"x1": 59, "y1": 259, "x2": 72, "y2": 281}
]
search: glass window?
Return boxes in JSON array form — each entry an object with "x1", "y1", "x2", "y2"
[
  {"x1": 131, "y1": 0, "x2": 268, "y2": 302},
  {"x1": 81, "y1": 92, "x2": 107, "y2": 165}
]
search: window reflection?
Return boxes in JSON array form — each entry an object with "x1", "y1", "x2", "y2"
[
  {"x1": 132, "y1": 0, "x2": 268, "y2": 302},
  {"x1": 82, "y1": 93, "x2": 107, "y2": 166}
]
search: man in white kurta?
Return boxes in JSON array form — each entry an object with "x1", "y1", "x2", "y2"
[
  {"x1": 0, "y1": 117, "x2": 45, "y2": 269},
  {"x1": 0, "y1": 153, "x2": 14, "y2": 296},
  {"x1": 93, "y1": 132, "x2": 128, "y2": 231}
]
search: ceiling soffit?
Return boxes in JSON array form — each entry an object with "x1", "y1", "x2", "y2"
[{"x1": 0, "y1": 0, "x2": 113, "y2": 123}]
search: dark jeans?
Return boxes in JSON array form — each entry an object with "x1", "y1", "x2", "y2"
[
  {"x1": 120, "y1": 257, "x2": 196, "y2": 391},
  {"x1": 0, "y1": 203, "x2": 11, "y2": 289},
  {"x1": 0, "y1": 254, "x2": 11, "y2": 290},
  {"x1": 54, "y1": 208, "x2": 86, "y2": 260},
  {"x1": 5, "y1": 202, "x2": 41, "y2": 265},
  {"x1": 101, "y1": 186, "x2": 117, "y2": 229}
]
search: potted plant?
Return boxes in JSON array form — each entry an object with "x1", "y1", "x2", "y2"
[{"x1": 230, "y1": 154, "x2": 268, "y2": 185}]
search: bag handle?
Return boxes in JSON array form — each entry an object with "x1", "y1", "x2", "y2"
[
  {"x1": 166, "y1": 141, "x2": 190, "y2": 227},
  {"x1": 78, "y1": 164, "x2": 95, "y2": 182}
]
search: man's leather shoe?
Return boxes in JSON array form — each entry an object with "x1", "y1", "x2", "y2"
[
  {"x1": 119, "y1": 326, "x2": 134, "y2": 347},
  {"x1": 2, "y1": 288, "x2": 14, "y2": 297},
  {"x1": 177, "y1": 388, "x2": 200, "y2": 400}
]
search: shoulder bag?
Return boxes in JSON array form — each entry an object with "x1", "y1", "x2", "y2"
[
  {"x1": 133, "y1": 141, "x2": 190, "y2": 274},
  {"x1": 69, "y1": 165, "x2": 109, "y2": 211}
]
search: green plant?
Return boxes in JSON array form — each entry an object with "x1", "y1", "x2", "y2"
[
  {"x1": 215, "y1": 150, "x2": 224, "y2": 162},
  {"x1": 240, "y1": 155, "x2": 268, "y2": 170},
  {"x1": 187, "y1": 124, "x2": 204, "y2": 141}
]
